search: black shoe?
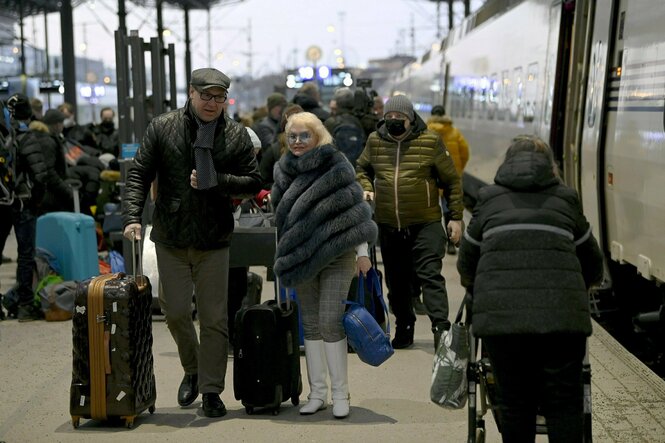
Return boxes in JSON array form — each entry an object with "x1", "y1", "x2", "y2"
[
  {"x1": 391, "y1": 324, "x2": 414, "y2": 349},
  {"x1": 202, "y1": 393, "x2": 227, "y2": 418},
  {"x1": 17, "y1": 304, "x2": 42, "y2": 322},
  {"x1": 413, "y1": 297, "x2": 427, "y2": 316},
  {"x1": 177, "y1": 374, "x2": 199, "y2": 406},
  {"x1": 446, "y1": 242, "x2": 457, "y2": 255}
]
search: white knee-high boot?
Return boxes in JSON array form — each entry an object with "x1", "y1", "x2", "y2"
[
  {"x1": 324, "y1": 338, "x2": 349, "y2": 418},
  {"x1": 300, "y1": 339, "x2": 328, "y2": 415}
]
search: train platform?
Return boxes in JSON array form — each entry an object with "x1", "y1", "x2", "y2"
[{"x1": 1, "y1": 230, "x2": 665, "y2": 442}]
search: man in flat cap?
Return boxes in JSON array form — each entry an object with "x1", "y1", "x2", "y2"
[{"x1": 123, "y1": 67, "x2": 262, "y2": 418}]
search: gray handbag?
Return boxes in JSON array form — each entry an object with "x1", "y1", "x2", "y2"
[
  {"x1": 233, "y1": 199, "x2": 274, "y2": 228},
  {"x1": 430, "y1": 293, "x2": 470, "y2": 409}
]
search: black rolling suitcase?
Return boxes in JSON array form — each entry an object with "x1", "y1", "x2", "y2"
[
  {"x1": 233, "y1": 294, "x2": 302, "y2": 415},
  {"x1": 70, "y1": 239, "x2": 156, "y2": 429}
]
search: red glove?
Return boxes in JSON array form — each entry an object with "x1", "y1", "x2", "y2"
[{"x1": 255, "y1": 189, "x2": 271, "y2": 207}]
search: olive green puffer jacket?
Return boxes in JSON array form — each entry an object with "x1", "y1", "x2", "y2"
[{"x1": 356, "y1": 115, "x2": 463, "y2": 229}]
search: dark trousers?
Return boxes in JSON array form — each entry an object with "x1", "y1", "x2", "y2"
[
  {"x1": 483, "y1": 334, "x2": 587, "y2": 443},
  {"x1": 155, "y1": 244, "x2": 230, "y2": 394},
  {"x1": 0, "y1": 202, "x2": 37, "y2": 306},
  {"x1": 379, "y1": 221, "x2": 449, "y2": 331}
]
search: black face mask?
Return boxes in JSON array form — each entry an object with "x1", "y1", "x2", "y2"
[
  {"x1": 385, "y1": 118, "x2": 407, "y2": 136},
  {"x1": 101, "y1": 120, "x2": 115, "y2": 131}
]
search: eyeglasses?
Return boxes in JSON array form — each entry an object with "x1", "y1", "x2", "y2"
[
  {"x1": 197, "y1": 90, "x2": 227, "y2": 104},
  {"x1": 287, "y1": 131, "x2": 313, "y2": 144}
]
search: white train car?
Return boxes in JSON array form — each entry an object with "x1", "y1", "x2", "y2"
[{"x1": 385, "y1": 0, "x2": 665, "y2": 343}]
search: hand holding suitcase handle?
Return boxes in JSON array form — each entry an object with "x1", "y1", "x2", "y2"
[{"x1": 124, "y1": 223, "x2": 142, "y2": 241}]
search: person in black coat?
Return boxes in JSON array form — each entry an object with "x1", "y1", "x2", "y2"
[
  {"x1": 292, "y1": 82, "x2": 330, "y2": 123},
  {"x1": 457, "y1": 135, "x2": 604, "y2": 443},
  {"x1": 0, "y1": 94, "x2": 48, "y2": 321},
  {"x1": 30, "y1": 110, "x2": 74, "y2": 213},
  {"x1": 123, "y1": 68, "x2": 262, "y2": 418}
]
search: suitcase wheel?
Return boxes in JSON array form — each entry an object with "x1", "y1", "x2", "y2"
[
  {"x1": 272, "y1": 407, "x2": 279, "y2": 416},
  {"x1": 149, "y1": 405, "x2": 156, "y2": 414},
  {"x1": 245, "y1": 406, "x2": 254, "y2": 415},
  {"x1": 72, "y1": 417, "x2": 80, "y2": 429}
]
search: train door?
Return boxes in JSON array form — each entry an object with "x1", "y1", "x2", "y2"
[
  {"x1": 602, "y1": 0, "x2": 665, "y2": 282},
  {"x1": 579, "y1": 0, "x2": 616, "y2": 244}
]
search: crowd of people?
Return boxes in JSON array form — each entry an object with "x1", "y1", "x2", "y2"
[
  {"x1": 0, "y1": 93, "x2": 121, "y2": 321},
  {"x1": 1, "y1": 66, "x2": 603, "y2": 442}
]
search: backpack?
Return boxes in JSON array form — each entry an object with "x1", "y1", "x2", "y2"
[
  {"x1": 38, "y1": 279, "x2": 78, "y2": 321},
  {"x1": 333, "y1": 115, "x2": 365, "y2": 167}
]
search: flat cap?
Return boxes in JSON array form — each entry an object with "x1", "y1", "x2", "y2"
[
  {"x1": 42, "y1": 109, "x2": 66, "y2": 125},
  {"x1": 190, "y1": 68, "x2": 231, "y2": 90}
]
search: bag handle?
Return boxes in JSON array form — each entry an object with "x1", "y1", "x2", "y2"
[
  {"x1": 353, "y1": 268, "x2": 391, "y2": 336},
  {"x1": 454, "y1": 291, "x2": 472, "y2": 324},
  {"x1": 234, "y1": 197, "x2": 274, "y2": 227}
]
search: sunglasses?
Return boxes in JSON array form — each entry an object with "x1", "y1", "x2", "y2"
[{"x1": 287, "y1": 131, "x2": 313, "y2": 144}]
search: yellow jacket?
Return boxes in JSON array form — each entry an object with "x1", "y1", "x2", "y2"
[{"x1": 426, "y1": 115, "x2": 469, "y2": 174}]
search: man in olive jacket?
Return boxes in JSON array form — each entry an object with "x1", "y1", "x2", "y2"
[
  {"x1": 356, "y1": 94, "x2": 463, "y2": 350},
  {"x1": 123, "y1": 68, "x2": 262, "y2": 418}
]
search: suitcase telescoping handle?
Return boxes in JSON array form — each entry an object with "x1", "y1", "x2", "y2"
[
  {"x1": 130, "y1": 231, "x2": 142, "y2": 277},
  {"x1": 274, "y1": 230, "x2": 291, "y2": 311},
  {"x1": 64, "y1": 178, "x2": 82, "y2": 214},
  {"x1": 130, "y1": 231, "x2": 149, "y2": 289}
]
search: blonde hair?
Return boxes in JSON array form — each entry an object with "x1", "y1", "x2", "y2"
[{"x1": 284, "y1": 112, "x2": 333, "y2": 147}]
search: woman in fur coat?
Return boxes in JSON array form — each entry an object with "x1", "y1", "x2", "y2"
[{"x1": 271, "y1": 112, "x2": 378, "y2": 419}]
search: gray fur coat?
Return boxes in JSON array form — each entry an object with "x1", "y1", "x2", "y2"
[{"x1": 271, "y1": 144, "x2": 378, "y2": 287}]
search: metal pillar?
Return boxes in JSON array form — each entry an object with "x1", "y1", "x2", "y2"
[
  {"x1": 18, "y1": 3, "x2": 26, "y2": 76},
  {"x1": 44, "y1": 11, "x2": 51, "y2": 106},
  {"x1": 157, "y1": 0, "x2": 165, "y2": 48},
  {"x1": 60, "y1": 0, "x2": 77, "y2": 108},
  {"x1": 184, "y1": 6, "x2": 192, "y2": 85},
  {"x1": 118, "y1": 0, "x2": 127, "y2": 33},
  {"x1": 448, "y1": 0, "x2": 454, "y2": 30},
  {"x1": 115, "y1": 30, "x2": 131, "y2": 146}
]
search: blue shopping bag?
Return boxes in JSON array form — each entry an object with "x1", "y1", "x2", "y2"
[{"x1": 342, "y1": 268, "x2": 393, "y2": 367}]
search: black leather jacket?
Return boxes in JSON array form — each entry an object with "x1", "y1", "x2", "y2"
[{"x1": 123, "y1": 103, "x2": 262, "y2": 250}]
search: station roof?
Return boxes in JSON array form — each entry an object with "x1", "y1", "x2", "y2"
[
  {"x1": 0, "y1": 0, "x2": 85, "y2": 18},
  {"x1": 131, "y1": 0, "x2": 237, "y2": 9}
]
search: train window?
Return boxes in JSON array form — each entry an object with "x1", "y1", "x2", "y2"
[
  {"x1": 511, "y1": 67, "x2": 523, "y2": 122},
  {"x1": 524, "y1": 63, "x2": 538, "y2": 122},
  {"x1": 489, "y1": 73, "x2": 499, "y2": 120},
  {"x1": 501, "y1": 70, "x2": 510, "y2": 120}
]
